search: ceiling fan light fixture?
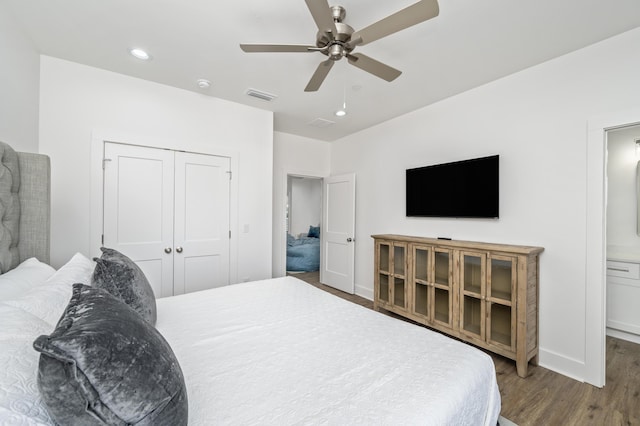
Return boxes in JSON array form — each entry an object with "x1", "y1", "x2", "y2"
[
  {"x1": 129, "y1": 48, "x2": 151, "y2": 61},
  {"x1": 328, "y1": 44, "x2": 345, "y2": 60},
  {"x1": 335, "y1": 86, "x2": 347, "y2": 117}
]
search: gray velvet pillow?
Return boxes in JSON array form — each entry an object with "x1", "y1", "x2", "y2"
[
  {"x1": 33, "y1": 284, "x2": 187, "y2": 425},
  {"x1": 92, "y1": 247, "x2": 157, "y2": 325}
]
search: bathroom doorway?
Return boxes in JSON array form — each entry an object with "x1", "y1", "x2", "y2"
[
  {"x1": 586, "y1": 110, "x2": 640, "y2": 387},
  {"x1": 605, "y1": 124, "x2": 640, "y2": 345}
]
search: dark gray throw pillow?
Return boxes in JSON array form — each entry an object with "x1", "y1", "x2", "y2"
[
  {"x1": 33, "y1": 284, "x2": 187, "y2": 426},
  {"x1": 92, "y1": 247, "x2": 157, "y2": 325}
]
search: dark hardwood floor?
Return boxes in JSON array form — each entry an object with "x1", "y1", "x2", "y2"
[{"x1": 291, "y1": 271, "x2": 640, "y2": 426}]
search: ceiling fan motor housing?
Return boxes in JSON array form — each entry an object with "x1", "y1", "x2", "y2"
[{"x1": 316, "y1": 20, "x2": 354, "y2": 60}]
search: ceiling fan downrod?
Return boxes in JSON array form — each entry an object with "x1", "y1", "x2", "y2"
[{"x1": 330, "y1": 5, "x2": 346, "y2": 23}]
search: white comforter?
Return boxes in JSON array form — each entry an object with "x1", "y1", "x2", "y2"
[{"x1": 157, "y1": 276, "x2": 501, "y2": 426}]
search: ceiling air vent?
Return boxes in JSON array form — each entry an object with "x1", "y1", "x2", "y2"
[
  {"x1": 246, "y1": 88, "x2": 277, "y2": 102},
  {"x1": 308, "y1": 118, "x2": 335, "y2": 128}
]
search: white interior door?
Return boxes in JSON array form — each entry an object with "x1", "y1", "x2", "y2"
[
  {"x1": 103, "y1": 142, "x2": 175, "y2": 298},
  {"x1": 321, "y1": 173, "x2": 356, "y2": 293},
  {"x1": 173, "y1": 152, "x2": 230, "y2": 294}
]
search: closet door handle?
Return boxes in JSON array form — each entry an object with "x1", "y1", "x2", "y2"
[
  {"x1": 164, "y1": 247, "x2": 172, "y2": 254},
  {"x1": 176, "y1": 246, "x2": 183, "y2": 253}
]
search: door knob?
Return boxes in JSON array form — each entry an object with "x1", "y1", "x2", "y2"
[
  {"x1": 347, "y1": 238, "x2": 353, "y2": 242},
  {"x1": 164, "y1": 247, "x2": 172, "y2": 254},
  {"x1": 176, "y1": 246, "x2": 183, "y2": 253}
]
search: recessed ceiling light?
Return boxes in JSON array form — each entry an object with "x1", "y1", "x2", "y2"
[
  {"x1": 130, "y1": 48, "x2": 151, "y2": 61},
  {"x1": 197, "y1": 79, "x2": 211, "y2": 89}
]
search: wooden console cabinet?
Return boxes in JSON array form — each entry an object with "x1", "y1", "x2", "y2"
[{"x1": 372, "y1": 234, "x2": 543, "y2": 378}]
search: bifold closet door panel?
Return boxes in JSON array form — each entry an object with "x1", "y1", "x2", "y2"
[
  {"x1": 173, "y1": 152, "x2": 231, "y2": 294},
  {"x1": 103, "y1": 142, "x2": 175, "y2": 298}
]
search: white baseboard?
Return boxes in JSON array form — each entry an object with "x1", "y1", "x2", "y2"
[
  {"x1": 607, "y1": 327, "x2": 640, "y2": 344},
  {"x1": 355, "y1": 283, "x2": 373, "y2": 301},
  {"x1": 538, "y1": 348, "x2": 586, "y2": 383}
]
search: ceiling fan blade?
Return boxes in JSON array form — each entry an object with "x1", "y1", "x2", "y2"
[
  {"x1": 240, "y1": 44, "x2": 318, "y2": 53},
  {"x1": 350, "y1": 0, "x2": 439, "y2": 46},
  {"x1": 346, "y1": 53, "x2": 402, "y2": 82},
  {"x1": 305, "y1": 59, "x2": 335, "y2": 92},
  {"x1": 305, "y1": 0, "x2": 338, "y2": 36}
]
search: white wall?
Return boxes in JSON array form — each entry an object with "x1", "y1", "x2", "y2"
[
  {"x1": 272, "y1": 132, "x2": 330, "y2": 276},
  {"x1": 39, "y1": 56, "x2": 274, "y2": 285},
  {"x1": 330, "y1": 28, "x2": 640, "y2": 382},
  {"x1": 0, "y1": 2, "x2": 40, "y2": 152},
  {"x1": 607, "y1": 125, "x2": 640, "y2": 250},
  {"x1": 289, "y1": 177, "x2": 322, "y2": 237}
]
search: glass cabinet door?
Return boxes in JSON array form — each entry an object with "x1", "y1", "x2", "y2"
[
  {"x1": 489, "y1": 256, "x2": 514, "y2": 302},
  {"x1": 460, "y1": 252, "x2": 486, "y2": 340},
  {"x1": 489, "y1": 303, "x2": 513, "y2": 347},
  {"x1": 433, "y1": 249, "x2": 452, "y2": 327},
  {"x1": 412, "y1": 246, "x2": 430, "y2": 318},
  {"x1": 377, "y1": 242, "x2": 391, "y2": 304},
  {"x1": 434, "y1": 250, "x2": 450, "y2": 286},
  {"x1": 392, "y1": 244, "x2": 407, "y2": 310},
  {"x1": 462, "y1": 295, "x2": 483, "y2": 336},
  {"x1": 462, "y1": 252, "x2": 484, "y2": 295},
  {"x1": 487, "y1": 255, "x2": 516, "y2": 349}
]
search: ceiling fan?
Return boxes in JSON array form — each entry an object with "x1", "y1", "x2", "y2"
[{"x1": 240, "y1": 0, "x2": 439, "y2": 92}]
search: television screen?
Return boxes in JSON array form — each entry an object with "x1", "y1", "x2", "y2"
[{"x1": 406, "y1": 155, "x2": 499, "y2": 218}]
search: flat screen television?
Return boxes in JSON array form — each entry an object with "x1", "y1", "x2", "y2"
[{"x1": 406, "y1": 155, "x2": 499, "y2": 218}]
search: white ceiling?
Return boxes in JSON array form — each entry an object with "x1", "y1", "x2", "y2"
[{"x1": 6, "y1": 0, "x2": 640, "y2": 141}]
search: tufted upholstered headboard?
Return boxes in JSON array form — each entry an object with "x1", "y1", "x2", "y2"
[{"x1": 0, "y1": 141, "x2": 50, "y2": 273}]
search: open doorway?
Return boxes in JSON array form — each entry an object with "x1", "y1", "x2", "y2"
[
  {"x1": 585, "y1": 110, "x2": 640, "y2": 388},
  {"x1": 286, "y1": 175, "x2": 322, "y2": 276},
  {"x1": 605, "y1": 124, "x2": 640, "y2": 345}
]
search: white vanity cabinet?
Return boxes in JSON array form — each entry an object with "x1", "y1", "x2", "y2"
[{"x1": 607, "y1": 258, "x2": 640, "y2": 342}]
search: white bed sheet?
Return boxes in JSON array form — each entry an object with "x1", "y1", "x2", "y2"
[{"x1": 156, "y1": 276, "x2": 501, "y2": 426}]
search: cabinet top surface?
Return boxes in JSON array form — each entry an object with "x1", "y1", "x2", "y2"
[{"x1": 371, "y1": 234, "x2": 544, "y2": 255}]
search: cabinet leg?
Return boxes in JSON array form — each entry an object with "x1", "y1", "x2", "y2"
[
  {"x1": 516, "y1": 360, "x2": 529, "y2": 378},
  {"x1": 531, "y1": 354, "x2": 539, "y2": 366}
]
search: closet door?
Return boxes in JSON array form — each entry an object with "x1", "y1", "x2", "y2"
[
  {"x1": 173, "y1": 152, "x2": 230, "y2": 294},
  {"x1": 103, "y1": 143, "x2": 232, "y2": 297},
  {"x1": 103, "y1": 142, "x2": 175, "y2": 298}
]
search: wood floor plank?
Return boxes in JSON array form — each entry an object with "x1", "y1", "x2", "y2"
[{"x1": 291, "y1": 271, "x2": 640, "y2": 425}]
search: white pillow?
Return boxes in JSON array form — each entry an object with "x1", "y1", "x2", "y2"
[
  {"x1": 0, "y1": 303, "x2": 54, "y2": 424},
  {"x1": 0, "y1": 257, "x2": 56, "y2": 301},
  {"x1": 4, "y1": 253, "x2": 95, "y2": 326}
]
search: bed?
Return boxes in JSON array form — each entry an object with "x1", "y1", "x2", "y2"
[
  {"x1": 0, "y1": 141, "x2": 501, "y2": 425},
  {"x1": 286, "y1": 232, "x2": 320, "y2": 272}
]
